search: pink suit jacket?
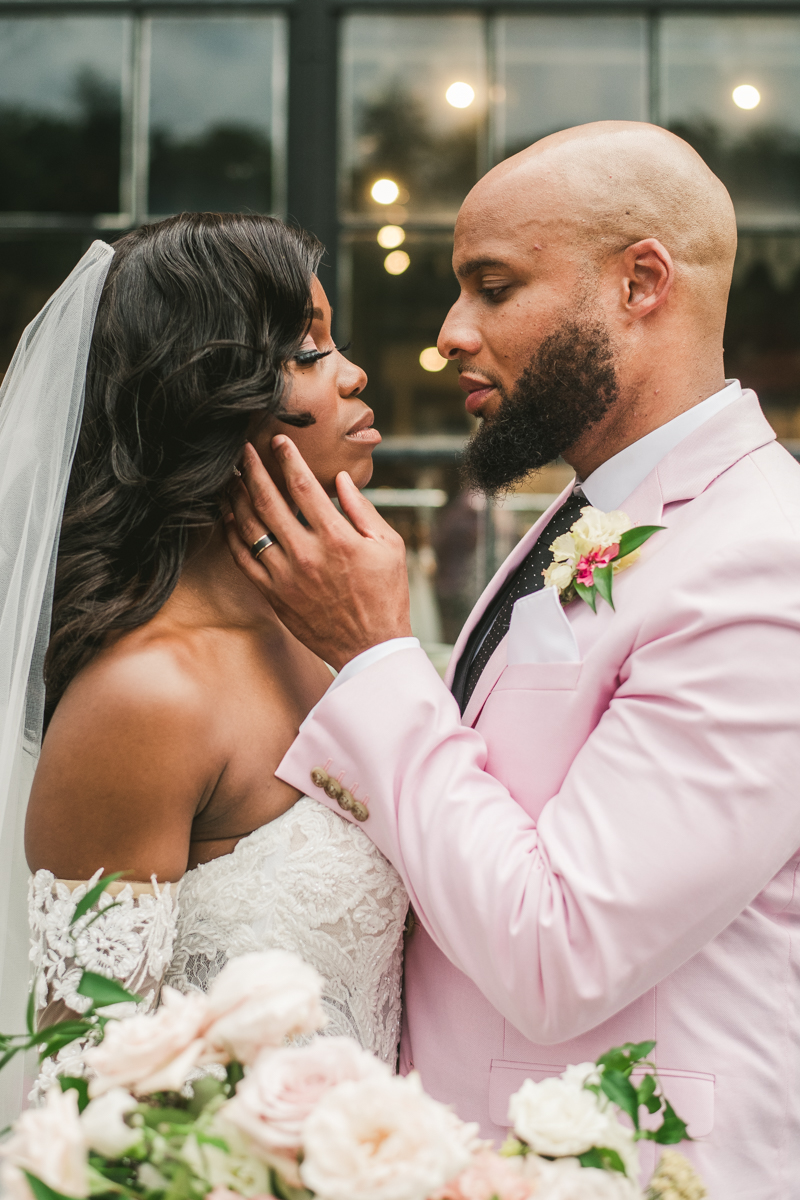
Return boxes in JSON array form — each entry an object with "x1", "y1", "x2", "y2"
[{"x1": 278, "y1": 393, "x2": 800, "y2": 1198}]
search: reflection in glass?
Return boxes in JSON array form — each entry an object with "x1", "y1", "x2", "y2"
[
  {"x1": 0, "y1": 19, "x2": 125, "y2": 214},
  {"x1": 725, "y1": 234, "x2": 800, "y2": 429},
  {"x1": 344, "y1": 232, "x2": 464, "y2": 437},
  {"x1": 494, "y1": 15, "x2": 648, "y2": 160},
  {"x1": 0, "y1": 235, "x2": 91, "y2": 368},
  {"x1": 661, "y1": 16, "x2": 800, "y2": 228},
  {"x1": 341, "y1": 14, "x2": 485, "y2": 218},
  {"x1": 148, "y1": 17, "x2": 285, "y2": 216}
]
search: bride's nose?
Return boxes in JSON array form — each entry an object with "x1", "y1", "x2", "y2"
[{"x1": 341, "y1": 358, "x2": 368, "y2": 397}]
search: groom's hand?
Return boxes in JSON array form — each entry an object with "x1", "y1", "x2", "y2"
[{"x1": 224, "y1": 439, "x2": 412, "y2": 670}]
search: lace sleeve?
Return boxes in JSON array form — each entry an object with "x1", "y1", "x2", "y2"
[{"x1": 27, "y1": 869, "x2": 180, "y2": 1100}]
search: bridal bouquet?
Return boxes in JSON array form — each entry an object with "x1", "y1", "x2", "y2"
[{"x1": 0, "y1": 887, "x2": 705, "y2": 1200}]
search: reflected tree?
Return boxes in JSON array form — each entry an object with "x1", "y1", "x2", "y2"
[
  {"x1": 0, "y1": 68, "x2": 121, "y2": 213},
  {"x1": 148, "y1": 123, "x2": 272, "y2": 215},
  {"x1": 349, "y1": 84, "x2": 479, "y2": 212}
]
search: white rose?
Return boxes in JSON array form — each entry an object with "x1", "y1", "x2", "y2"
[
  {"x1": 535, "y1": 1158, "x2": 641, "y2": 1199},
  {"x1": 224, "y1": 1037, "x2": 387, "y2": 1156},
  {"x1": 571, "y1": 508, "x2": 632, "y2": 553},
  {"x1": 85, "y1": 985, "x2": 208, "y2": 1096},
  {"x1": 203, "y1": 951, "x2": 326, "y2": 1065},
  {"x1": 301, "y1": 1072, "x2": 477, "y2": 1200},
  {"x1": 593, "y1": 1110, "x2": 639, "y2": 1181},
  {"x1": 80, "y1": 1088, "x2": 141, "y2": 1158},
  {"x1": 0, "y1": 1087, "x2": 88, "y2": 1200},
  {"x1": 508, "y1": 1077, "x2": 609, "y2": 1159},
  {"x1": 560, "y1": 1063, "x2": 604, "y2": 1091}
]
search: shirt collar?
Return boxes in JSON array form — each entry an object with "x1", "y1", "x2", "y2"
[{"x1": 577, "y1": 380, "x2": 743, "y2": 511}]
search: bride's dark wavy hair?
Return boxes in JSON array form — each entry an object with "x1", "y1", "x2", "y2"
[{"x1": 44, "y1": 211, "x2": 322, "y2": 724}]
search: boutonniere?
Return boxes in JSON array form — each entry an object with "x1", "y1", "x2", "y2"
[{"x1": 543, "y1": 505, "x2": 664, "y2": 612}]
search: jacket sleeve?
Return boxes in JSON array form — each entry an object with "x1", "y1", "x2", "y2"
[{"x1": 276, "y1": 537, "x2": 800, "y2": 1045}]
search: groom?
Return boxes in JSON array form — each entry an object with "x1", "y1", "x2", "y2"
[{"x1": 227, "y1": 122, "x2": 800, "y2": 1196}]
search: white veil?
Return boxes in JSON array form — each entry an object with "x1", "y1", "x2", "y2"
[{"x1": 0, "y1": 240, "x2": 114, "y2": 1126}]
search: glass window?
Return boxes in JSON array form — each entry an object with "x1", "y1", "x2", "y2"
[
  {"x1": 0, "y1": 18, "x2": 126, "y2": 214},
  {"x1": 0, "y1": 235, "x2": 93, "y2": 369},
  {"x1": 343, "y1": 231, "x2": 463, "y2": 438},
  {"x1": 661, "y1": 15, "x2": 800, "y2": 228},
  {"x1": 493, "y1": 15, "x2": 648, "y2": 160},
  {"x1": 340, "y1": 13, "x2": 486, "y2": 220},
  {"x1": 148, "y1": 16, "x2": 286, "y2": 217}
]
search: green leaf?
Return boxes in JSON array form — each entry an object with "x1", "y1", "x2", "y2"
[
  {"x1": 59, "y1": 1075, "x2": 90, "y2": 1112},
  {"x1": 593, "y1": 564, "x2": 615, "y2": 611},
  {"x1": 28, "y1": 1020, "x2": 92, "y2": 1047},
  {"x1": 77, "y1": 971, "x2": 140, "y2": 1007},
  {"x1": 226, "y1": 1061, "x2": 245, "y2": 1091},
  {"x1": 139, "y1": 1106, "x2": 194, "y2": 1128},
  {"x1": 574, "y1": 581, "x2": 597, "y2": 613},
  {"x1": 601, "y1": 1068, "x2": 640, "y2": 1130},
  {"x1": 623, "y1": 1040, "x2": 656, "y2": 1062},
  {"x1": 23, "y1": 1172, "x2": 76, "y2": 1200},
  {"x1": 652, "y1": 1100, "x2": 689, "y2": 1144},
  {"x1": 193, "y1": 1132, "x2": 229, "y2": 1152},
  {"x1": 26, "y1": 986, "x2": 36, "y2": 1037},
  {"x1": 271, "y1": 1170, "x2": 314, "y2": 1200},
  {"x1": 0, "y1": 1043, "x2": 27, "y2": 1072},
  {"x1": 616, "y1": 526, "x2": 665, "y2": 559},
  {"x1": 577, "y1": 1147, "x2": 626, "y2": 1174},
  {"x1": 71, "y1": 874, "x2": 125, "y2": 925},
  {"x1": 596, "y1": 1047, "x2": 632, "y2": 1075}
]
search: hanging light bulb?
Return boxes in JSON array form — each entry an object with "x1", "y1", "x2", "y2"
[{"x1": 371, "y1": 179, "x2": 400, "y2": 204}]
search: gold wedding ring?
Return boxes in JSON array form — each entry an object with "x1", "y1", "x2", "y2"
[{"x1": 251, "y1": 533, "x2": 274, "y2": 560}]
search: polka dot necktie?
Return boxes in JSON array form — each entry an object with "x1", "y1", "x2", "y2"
[{"x1": 451, "y1": 490, "x2": 586, "y2": 715}]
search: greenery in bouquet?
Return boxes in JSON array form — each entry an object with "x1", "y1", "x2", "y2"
[{"x1": 0, "y1": 879, "x2": 706, "y2": 1200}]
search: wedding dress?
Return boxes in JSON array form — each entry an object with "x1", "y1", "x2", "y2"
[{"x1": 28, "y1": 795, "x2": 408, "y2": 1097}]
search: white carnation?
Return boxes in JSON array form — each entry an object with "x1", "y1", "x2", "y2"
[
  {"x1": 301, "y1": 1071, "x2": 477, "y2": 1200},
  {"x1": 203, "y1": 950, "x2": 327, "y2": 1065},
  {"x1": 0, "y1": 1087, "x2": 88, "y2": 1200},
  {"x1": 508, "y1": 1077, "x2": 609, "y2": 1159},
  {"x1": 80, "y1": 1088, "x2": 140, "y2": 1158},
  {"x1": 571, "y1": 508, "x2": 632, "y2": 552}
]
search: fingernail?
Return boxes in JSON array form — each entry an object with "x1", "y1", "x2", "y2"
[{"x1": 272, "y1": 435, "x2": 287, "y2": 450}]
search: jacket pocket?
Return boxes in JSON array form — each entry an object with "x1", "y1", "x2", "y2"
[
  {"x1": 493, "y1": 662, "x2": 582, "y2": 692},
  {"x1": 488, "y1": 1059, "x2": 715, "y2": 1139}
]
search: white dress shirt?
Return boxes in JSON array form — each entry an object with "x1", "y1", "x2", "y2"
[{"x1": 320, "y1": 379, "x2": 743, "y2": 703}]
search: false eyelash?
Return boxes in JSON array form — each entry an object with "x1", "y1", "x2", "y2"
[{"x1": 293, "y1": 341, "x2": 352, "y2": 366}]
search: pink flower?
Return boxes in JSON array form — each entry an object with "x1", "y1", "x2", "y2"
[
  {"x1": 85, "y1": 985, "x2": 208, "y2": 1096},
  {"x1": 575, "y1": 544, "x2": 618, "y2": 588},
  {"x1": 222, "y1": 1037, "x2": 386, "y2": 1155},
  {"x1": 434, "y1": 1150, "x2": 537, "y2": 1200}
]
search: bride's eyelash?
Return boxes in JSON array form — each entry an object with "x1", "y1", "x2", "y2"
[{"x1": 293, "y1": 342, "x2": 352, "y2": 366}]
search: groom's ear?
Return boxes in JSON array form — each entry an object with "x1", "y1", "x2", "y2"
[{"x1": 619, "y1": 238, "x2": 674, "y2": 322}]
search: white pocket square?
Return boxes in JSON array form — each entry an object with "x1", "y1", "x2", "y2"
[{"x1": 507, "y1": 586, "x2": 581, "y2": 665}]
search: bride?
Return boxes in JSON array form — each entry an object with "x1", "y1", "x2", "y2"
[{"x1": 0, "y1": 213, "x2": 407, "y2": 1114}]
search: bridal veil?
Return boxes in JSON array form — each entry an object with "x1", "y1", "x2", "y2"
[{"x1": 0, "y1": 241, "x2": 114, "y2": 1125}]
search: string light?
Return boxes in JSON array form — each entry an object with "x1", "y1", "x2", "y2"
[
  {"x1": 419, "y1": 347, "x2": 447, "y2": 372},
  {"x1": 384, "y1": 251, "x2": 410, "y2": 275},
  {"x1": 377, "y1": 225, "x2": 405, "y2": 249},
  {"x1": 732, "y1": 85, "x2": 760, "y2": 110},
  {"x1": 446, "y1": 82, "x2": 475, "y2": 109},
  {"x1": 371, "y1": 179, "x2": 400, "y2": 204}
]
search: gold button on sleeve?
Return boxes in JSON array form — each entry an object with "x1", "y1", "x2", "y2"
[
  {"x1": 351, "y1": 801, "x2": 369, "y2": 822},
  {"x1": 310, "y1": 768, "x2": 328, "y2": 789},
  {"x1": 323, "y1": 778, "x2": 343, "y2": 800}
]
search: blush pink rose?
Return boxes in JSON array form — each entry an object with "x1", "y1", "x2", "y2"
[
  {"x1": 85, "y1": 985, "x2": 208, "y2": 1096},
  {"x1": 433, "y1": 1150, "x2": 537, "y2": 1200},
  {"x1": 203, "y1": 951, "x2": 326, "y2": 1065},
  {"x1": 223, "y1": 1037, "x2": 387, "y2": 1156}
]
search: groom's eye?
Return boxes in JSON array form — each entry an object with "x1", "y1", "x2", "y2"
[{"x1": 478, "y1": 285, "x2": 511, "y2": 303}]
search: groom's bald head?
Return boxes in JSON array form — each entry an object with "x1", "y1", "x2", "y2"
[
  {"x1": 463, "y1": 120, "x2": 736, "y2": 310},
  {"x1": 440, "y1": 121, "x2": 738, "y2": 488}
]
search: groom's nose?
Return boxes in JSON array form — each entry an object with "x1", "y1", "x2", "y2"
[{"x1": 438, "y1": 296, "x2": 481, "y2": 363}]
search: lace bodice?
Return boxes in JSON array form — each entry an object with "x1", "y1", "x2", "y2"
[
  {"x1": 28, "y1": 796, "x2": 408, "y2": 1096},
  {"x1": 164, "y1": 797, "x2": 408, "y2": 1066}
]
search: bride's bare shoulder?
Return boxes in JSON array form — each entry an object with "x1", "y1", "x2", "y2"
[{"x1": 26, "y1": 626, "x2": 223, "y2": 881}]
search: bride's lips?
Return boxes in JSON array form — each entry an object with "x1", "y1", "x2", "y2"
[
  {"x1": 459, "y1": 373, "x2": 498, "y2": 416},
  {"x1": 346, "y1": 409, "x2": 381, "y2": 446}
]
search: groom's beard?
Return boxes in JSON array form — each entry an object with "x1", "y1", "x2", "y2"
[{"x1": 460, "y1": 320, "x2": 620, "y2": 496}]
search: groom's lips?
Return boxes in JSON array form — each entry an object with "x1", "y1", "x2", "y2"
[{"x1": 459, "y1": 373, "x2": 497, "y2": 416}]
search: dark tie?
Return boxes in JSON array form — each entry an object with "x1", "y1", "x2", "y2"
[{"x1": 452, "y1": 490, "x2": 586, "y2": 714}]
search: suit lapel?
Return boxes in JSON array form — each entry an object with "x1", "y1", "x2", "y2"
[{"x1": 444, "y1": 483, "x2": 576, "y2": 690}]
